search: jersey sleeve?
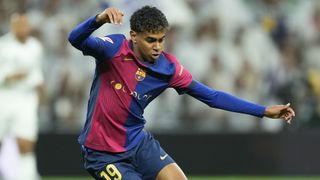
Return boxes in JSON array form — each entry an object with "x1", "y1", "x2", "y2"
[
  {"x1": 68, "y1": 15, "x2": 124, "y2": 60},
  {"x1": 168, "y1": 57, "x2": 193, "y2": 94},
  {"x1": 185, "y1": 80, "x2": 266, "y2": 118}
]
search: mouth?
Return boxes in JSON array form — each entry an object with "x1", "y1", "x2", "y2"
[{"x1": 152, "y1": 53, "x2": 160, "y2": 58}]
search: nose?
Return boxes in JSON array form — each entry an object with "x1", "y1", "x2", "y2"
[{"x1": 153, "y1": 42, "x2": 161, "y2": 51}]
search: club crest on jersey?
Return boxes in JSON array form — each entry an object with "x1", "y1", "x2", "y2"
[{"x1": 135, "y1": 68, "x2": 146, "y2": 81}]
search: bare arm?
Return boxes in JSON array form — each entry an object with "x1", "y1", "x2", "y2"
[{"x1": 4, "y1": 71, "x2": 28, "y2": 84}]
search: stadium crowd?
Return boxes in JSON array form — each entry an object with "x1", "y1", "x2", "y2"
[{"x1": 0, "y1": 0, "x2": 319, "y2": 134}]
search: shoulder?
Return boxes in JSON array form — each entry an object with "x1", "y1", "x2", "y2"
[
  {"x1": 0, "y1": 33, "x2": 13, "y2": 44},
  {"x1": 28, "y1": 37, "x2": 42, "y2": 46},
  {"x1": 98, "y1": 34, "x2": 126, "y2": 45},
  {"x1": 165, "y1": 50, "x2": 193, "y2": 88},
  {"x1": 27, "y1": 37, "x2": 44, "y2": 51},
  {"x1": 162, "y1": 51, "x2": 178, "y2": 62},
  {"x1": 162, "y1": 51, "x2": 182, "y2": 68}
]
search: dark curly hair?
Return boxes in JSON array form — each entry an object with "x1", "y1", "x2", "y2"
[{"x1": 130, "y1": 6, "x2": 169, "y2": 33}]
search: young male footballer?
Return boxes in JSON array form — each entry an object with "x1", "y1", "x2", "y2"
[{"x1": 69, "y1": 6, "x2": 295, "y2": 180}]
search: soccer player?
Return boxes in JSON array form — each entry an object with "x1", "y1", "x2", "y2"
[
  {"x1": 68, "y1": 6, "x2": 295, "y2": 180},
  {"x1": 0, "y1": 13, "x2": 44, "y2": 180}
]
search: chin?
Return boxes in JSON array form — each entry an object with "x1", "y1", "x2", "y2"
[
  {"x1": 146, "y1": 57, "x2": 156, "y2": 63},
  {"x1": 148, "y1": 59, "x2": 156, "y2": 63}
]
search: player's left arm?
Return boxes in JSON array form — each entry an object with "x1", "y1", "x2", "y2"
[
  {"x1": 184, "y1": 80, "x2": 295, "y2": 123},
  {"x1": 68, "y1": 9, "x2": 124, "y2": 60}
]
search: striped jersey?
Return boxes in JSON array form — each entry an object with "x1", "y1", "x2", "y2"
[{"x1": 69, "y1": 16, "x2": 266, "y2": 152}]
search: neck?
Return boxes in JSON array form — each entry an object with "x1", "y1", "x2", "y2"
[
  {"x1": 15, "y1": 36, "x2": 27, "y2": 43},
  {"x1": 132, "y1": 44, "x2": 142, "y2": 60},
  {"x1": 132, "y1": 44, "x2": 155, "y2": 64}
]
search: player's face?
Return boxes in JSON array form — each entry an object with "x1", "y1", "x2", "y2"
[
  {"x1": 130, "y1": 31, "x2": 166, "y2": 63},
  {"x1": 10, "y1": 14, "x2": 31, "y2": 43}
]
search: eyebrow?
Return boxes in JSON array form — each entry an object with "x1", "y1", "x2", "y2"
[{"x1": 145, "y1": 35, "x2": 166, "y2": 41}]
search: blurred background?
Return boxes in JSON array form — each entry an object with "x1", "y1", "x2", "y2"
[{"x1": 0, "y1": 0, "x2": 320, "y2": 178}]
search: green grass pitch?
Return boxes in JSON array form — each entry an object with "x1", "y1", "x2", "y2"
[{"x1": 43, "y1": 176, "x2": 320, "y2": 180}]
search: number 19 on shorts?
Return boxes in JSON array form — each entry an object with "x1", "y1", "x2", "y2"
[{"x1": 100, "y1": 164, "x2": 122, "y2": 180}]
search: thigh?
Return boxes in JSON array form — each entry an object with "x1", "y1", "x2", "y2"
[
  {"x1": 0, "y1": 110, "x2": 10, "y2": 141},
  {"x1": 98, "y1": 162, "x2": 141, "y2": 180},
  {"x1": 0, "y1": 102, "x2": 13, "y2": 141},
  {"x1": 81, "y1": 146, "x2": 142, "y2": 180},
  {"x1": 156, "y1": 163, "x2": 187, "y2": 180},
  {"x1": 12, "y1": 99, "x2": 38, "y2": 141},
  {"x1": 135, "y1": 132, "x2": 176, "y2": 180}
]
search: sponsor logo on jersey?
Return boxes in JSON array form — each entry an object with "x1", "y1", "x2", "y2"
[
  {"x1": 135, "y1": 68, "x2": 146, "y2": 81},
  {"x1": 114, "y1": 83, "x2": 122, "y2": 90},
  {"x1": 110, "y1": 80, "x2": 152, "y2": 101},
  {"x1": 98, "y1": 36, "x2": 114, "y2": 44}
]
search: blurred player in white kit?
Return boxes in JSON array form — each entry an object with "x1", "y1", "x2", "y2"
[{"x1": 0, "y1": 12, "x2": 44, "y2": 180}]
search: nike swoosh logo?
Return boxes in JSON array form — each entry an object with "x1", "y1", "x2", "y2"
[{"x1": 160, "y1": 154, "x2": 168, "y2": 160}]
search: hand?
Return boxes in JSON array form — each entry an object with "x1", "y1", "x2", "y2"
[
  {"x1": 264, "y1": 103, "x2": 296, "y2": 124},
  {"x1": 96, "y1": 7, "x2": 124, "y2": 24},
  {"x1": 4, "y1": 71, "x2": 27, "y2": 83}
]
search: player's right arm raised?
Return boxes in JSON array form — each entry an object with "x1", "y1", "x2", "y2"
[{"x1": 68, "y1": 7, "x2": 124, "y2": 60}]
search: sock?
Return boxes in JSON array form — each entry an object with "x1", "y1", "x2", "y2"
[
  {"x1": 17, "y1": 153, "x2": 39, "y2": 180},
  {"x1": 0, "y1": 137, "x2": 20, "y2": 180}
]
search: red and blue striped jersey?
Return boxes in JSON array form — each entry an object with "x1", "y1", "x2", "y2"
[{"x1": 69, "y1": 16, "x2": 266, "y2": 152}]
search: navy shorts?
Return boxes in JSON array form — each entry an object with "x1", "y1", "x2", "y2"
[{"x1": 81, "y1": 131, "x2": 175, "y2": 180}]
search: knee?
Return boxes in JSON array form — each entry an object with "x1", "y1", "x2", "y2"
[
  {"x1": 16, "y1": 138, "x2": 35, "y2": 154},
  {"x1": 156, "y1": 163, "x2": 187, "y2": 180}
]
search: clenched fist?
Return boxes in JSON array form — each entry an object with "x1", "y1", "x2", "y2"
[{"x1": 96, "y1": 7, "x2": 124, "y2": 25}]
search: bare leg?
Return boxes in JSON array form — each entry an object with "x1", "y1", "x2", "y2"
[
  {"x1": 16, "y1": 138, "x2": 34, "y2": 154},
  {"x1": 156, "y1": 163, "x2": 187, "y2": 180},
  {"x1": 16, "y1": 137, "x2": 38, "y2": 180}
]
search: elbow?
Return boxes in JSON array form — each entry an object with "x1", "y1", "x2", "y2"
[
  {"x1": 208, "y1": 103, "x2": 216, "y2": 109},
  {"x1": 68, "y1": 31, "x2": 76, "y2": 46},
  {"x1": 68, "y1": 31, "x2": 82, "y2": 50}
]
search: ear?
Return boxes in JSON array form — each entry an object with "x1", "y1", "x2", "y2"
[{"x1": 130, "y1": 30, "x2": 137, "y2": 43}]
